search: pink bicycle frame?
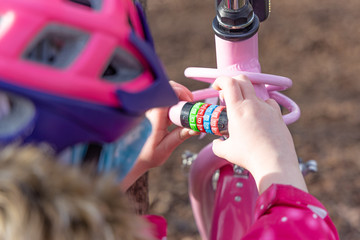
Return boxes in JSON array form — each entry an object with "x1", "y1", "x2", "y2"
[{"x1": 186, "y1": 33, "x2": 300, "y2": 239}]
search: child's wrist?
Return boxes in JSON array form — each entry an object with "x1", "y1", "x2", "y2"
[{"x1": 251, "y1": 159, "x2": 307, "y2": 194}]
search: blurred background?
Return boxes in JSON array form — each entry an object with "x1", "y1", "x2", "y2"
[{"x1": 145, "y1": 0, "x2": 360, "y2": 239}]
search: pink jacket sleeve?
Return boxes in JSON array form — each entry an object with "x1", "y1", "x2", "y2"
[
  {"x1": 143, "y1": 215, "x2": 167, "y2": 240},
  {"x1": 242, "y1": 184, "x2": 339, "y2": 240}
]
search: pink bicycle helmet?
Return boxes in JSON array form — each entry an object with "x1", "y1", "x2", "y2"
[{"x1": 0, "y1": 0, "x2": 178, "y2": 151}]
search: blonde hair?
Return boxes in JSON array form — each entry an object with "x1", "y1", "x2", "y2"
[{"x1": 0, "y1": 145, "x2": 155, "y2": 240}]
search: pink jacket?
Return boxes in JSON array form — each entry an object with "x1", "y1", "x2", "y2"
[
  {"x1": 146, "y1": 184, "x2": 339, "y2": 240},
  {"x1": 242, "y1": 184, "x2": 339, "y2": 239}
]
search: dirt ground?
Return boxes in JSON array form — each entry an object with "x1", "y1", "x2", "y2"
[{"x1": 145, "y1": 1, "x2": 360, "y2": 239}]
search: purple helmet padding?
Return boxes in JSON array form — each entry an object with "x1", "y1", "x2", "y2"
[
  {"x1": 116, "y1": 32, "x2": 178, "y2": 114},
  {"x1": 135, "y1": 1, "x2": 155, "y2": 49},
  {"x1": 0, "y1": 80, "x2": 143, "y2": 152}
]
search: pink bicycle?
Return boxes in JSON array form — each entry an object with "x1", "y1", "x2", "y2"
[{"x1": 169, "y1": 0, "x2": 317, "y2": 239}]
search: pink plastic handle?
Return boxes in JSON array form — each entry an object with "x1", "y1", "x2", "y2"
[
  {"x1": 185, "y1": 67, "x2": 300, "y2": 125},
  {"x1": 270, "y1": 91, "x2": 301, "y2": 125},
  {"x1": 185, "y1": 67, "x2": 292, "y2": 91}
]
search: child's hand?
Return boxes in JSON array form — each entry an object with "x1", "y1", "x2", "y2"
[
  {"x1": 137, "y1": 81, "x2": 199, "y2": 168},
  {"x1": 212, "y1": 75, "x2": 308, "y2": 194},
  {"x1": 120, "y1": 81, "x2": 199, "y2": 190}
]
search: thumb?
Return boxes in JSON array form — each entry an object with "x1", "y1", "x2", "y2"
[
  {"x1": 161, "y1": 127, "x2": 199, "y2": 153},
  {"x1": 212, "y1": 138, "x2": 227, "y2": 159}
]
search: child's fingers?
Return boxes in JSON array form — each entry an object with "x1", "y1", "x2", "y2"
[
  {"x1": 158, "y1": 127, "x2": 199, "y2": 154},
  {"x1": 178, "y1": 128, "x2": 200, "y2": 139},
  {"x1": 233, "y1": 75, "x2": 257, "y2": 100},
  {"x1": 170, "y1": 81, "x2": 193, "y2": 102},
  {"x1": 213, "y1": 76, "x2": 244, "y2": 109},
  {"x1": 266, "y1": 98, "x2": 281, "y2": 112},
  {"x1": 212, "y1": 138, "x2": 228, "y2": 160}
]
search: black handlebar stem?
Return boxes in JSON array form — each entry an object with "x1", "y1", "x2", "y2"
[
  {"x1": 216, "y1": 0, "x2": 270, "y2": 22},
  {"x1": 213, "y1": 0, "x2": 259, "y2": 41},
  {"x1": 249, "y1": 0, "x2": 270, "y2": 22}
]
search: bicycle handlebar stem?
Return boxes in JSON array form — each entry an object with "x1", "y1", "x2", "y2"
[
  {"x1": 225, "y1": 0, "x2": 246, "y2": 10},
  {"x1": 213, "y1": 0, "x2": 259, "y2": 41}
]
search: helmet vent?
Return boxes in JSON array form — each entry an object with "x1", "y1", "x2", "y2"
[
  {"x1": 23, "y1": 25, "x2": 89, "y2": 68},
  {"x1": 102, "y1": 48, "x2": 143, "y2": 83},
  {"x1": 67, "y1": 0, "x2": 102, "y2": 10},
  {"x1": 0, "y1": 92, "x2": 36, "y2": 141},
  {"x1": 0, "y1": 15, "x2": 4, "y2": 30}
]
